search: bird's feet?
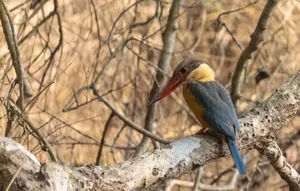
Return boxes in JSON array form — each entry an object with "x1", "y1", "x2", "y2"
[
  {"x1": 194, "y1": 128, "x2": 218, "y2": 137},
  {"x1": 194, "y1": 128, "x2": 207, "y2": 136}
]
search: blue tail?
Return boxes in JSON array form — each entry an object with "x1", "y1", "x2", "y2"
[{"x1": 227, "y1": 139, "x2": 246, "y2": 174}]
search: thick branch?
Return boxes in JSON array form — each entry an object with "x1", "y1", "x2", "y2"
[
  {"x1": 1, "y1": 71, "x2": 300, "y2": 190},
  {"x1": 134, "y1": 0, "x2": 181, "y2": 156},
  {"x1": 256, "y1": 141, "x2": 300, "y2": 191},
  {"x1": 0, "y1": 137, "x2": 40, "y2": 190},
  {"x1": 230, "y1": 0, "x2": 279, "y2": 106}
]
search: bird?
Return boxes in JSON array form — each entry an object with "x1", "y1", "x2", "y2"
[{"x1": 148, "y1": 57, "x2": 246, "y2": 174}]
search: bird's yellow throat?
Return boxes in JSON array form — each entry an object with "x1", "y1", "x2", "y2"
[{"x1": 186, "y1": 63, "x2": 215, "y2": 82}]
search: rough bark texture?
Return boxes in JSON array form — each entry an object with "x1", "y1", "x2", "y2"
[
  {"x1": 257, "y1": 141, "x2": 300, "y2": 191},
  {"x1": 1, "y1": 71, "x2": 300, "y2": 190},
  {"x1": 0, "y1": 137, "x2": 40, "y2": 191}
]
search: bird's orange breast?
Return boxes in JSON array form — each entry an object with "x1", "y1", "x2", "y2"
[{"x1": 182, "y1": 86, "x2": 209, "y2": 129}]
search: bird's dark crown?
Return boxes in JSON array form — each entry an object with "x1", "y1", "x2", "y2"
[{"x1": 173, "y1": 57, "x2": 213, "y2": 79}]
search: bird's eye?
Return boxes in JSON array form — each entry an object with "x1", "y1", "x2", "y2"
[{"x1": 180, "y1": 68, "x2": 187, "y2": 74}]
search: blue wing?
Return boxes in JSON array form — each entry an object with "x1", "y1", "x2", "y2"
[
  {"x1": 186, "y1": 81, "x2": 239, "y2": 140},
  {"x1": 215, "y1": 81, "x2": 240, "y2": 130}
]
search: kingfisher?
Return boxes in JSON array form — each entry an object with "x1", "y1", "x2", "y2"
[{"x1": 148, "y1": 57, "x2": 246, "y2": 174}]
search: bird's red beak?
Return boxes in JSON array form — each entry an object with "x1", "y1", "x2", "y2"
[{"x1": 148, "y1": 75, "x2": 185, "y2": 106}]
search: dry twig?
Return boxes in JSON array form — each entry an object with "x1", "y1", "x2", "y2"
[
  {"x1": 230, "y1": 0, "x2": 279, "y2": 106},
  {"x1": 95, "y1": 112, "x2": 114, "y2": 165},
  {"x1": 7, "y1": 100, "x2": 58, "y2": 162},
  {"x1": 134, "y1": 0, "x2": 181, "y2": 157},
  {"x1": 91, "y1": 84, "x2": 168, "y2": 144},
  {"x1": 0, "y1": 0, "x2": 33, "y2": 109}
]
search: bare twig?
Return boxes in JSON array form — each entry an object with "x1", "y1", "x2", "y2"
[
  {"x1": 91, "y1": 85, "x2": 168, "y2": 144},
  {"x1": 107, "y1": 0, "x2": 144, "y2": 54},
  {"x1": 0, "y1": 0, "x2": 33, "y2": 110},
  {"x1": 5, "y1": 80, "x2": 17, "y2": 137},
  {"x1": 5, "y1": 166, "x2": 22, "y2": 191},
  {"x1": 165, "y1": 179, "x2": 194, "y2": 191},
  {"x1": 192, "y1": 167, "x2": 203, "y2": 191},
  {"x1": 216, "y1": 1, "x2": 258, "y2": 51},
  {"x1": 38, "y1": 0, "x2": 63, "y2": 92},
  {"x1": 246, "y1": 157, "x2": 271, "y2": 190},
  {"x1": 230, "y1": 0, "x2": 279, "y2": 107},
  {"x1": 90, "y1": 0, "x2": 102, "y2": 80},
  {"x1": 18, "y1": 10, "x2": 56, "y2": 45},
  {"x1": 53, "y1": 141, "x2": 136, "y2": 150},
  {"x1": 7, "y1": 100, "x2": 58, "y2": 162},
  {"x1": 134, "y1": 0, "x2": 181, "y2": 157},
  {"x1": 95, "y1": 113, "x2": 114, "y2": 165}
]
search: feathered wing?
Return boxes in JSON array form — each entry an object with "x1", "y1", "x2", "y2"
[
  {"x1": 187, "y1": 81, "x2": 237, "y2": 138},
  {"x1": 215, "y1": 81, "x2": 240, "y2": 130}
]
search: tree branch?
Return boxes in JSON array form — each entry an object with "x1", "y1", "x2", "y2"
[
  {"x1": 91, "y1": 85, "x2": 168, "y2": 144},
  {"x1": 256, "y1": 141, "x2": 300, "y2": 191},
  {"x1": 95, "y1": 112, "x2": 114, "y2": 165},
  {"x1": 1, "y1": 71, "x2": 299, "y2": 190},
  {"x1": 0, "y1": 0, "x2": 33, "y2": 109},
  {"x1": 6, "y1": 100, "x2": 58, "y2": 162},
  {"x1": 230, "y1": 0, "x2": 279, "y2": 106},
  {"x1": 134, "y1": 0, "x2": 181, "y2": 157}
]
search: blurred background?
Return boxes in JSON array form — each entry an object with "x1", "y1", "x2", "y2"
[{"x1": 1, "y1": 0, "x2": 300, "y2": 190}]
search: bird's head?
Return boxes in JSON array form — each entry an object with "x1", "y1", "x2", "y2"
[{"x1": 148, "y1": 57, "x2": 214, "y2": 106}]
